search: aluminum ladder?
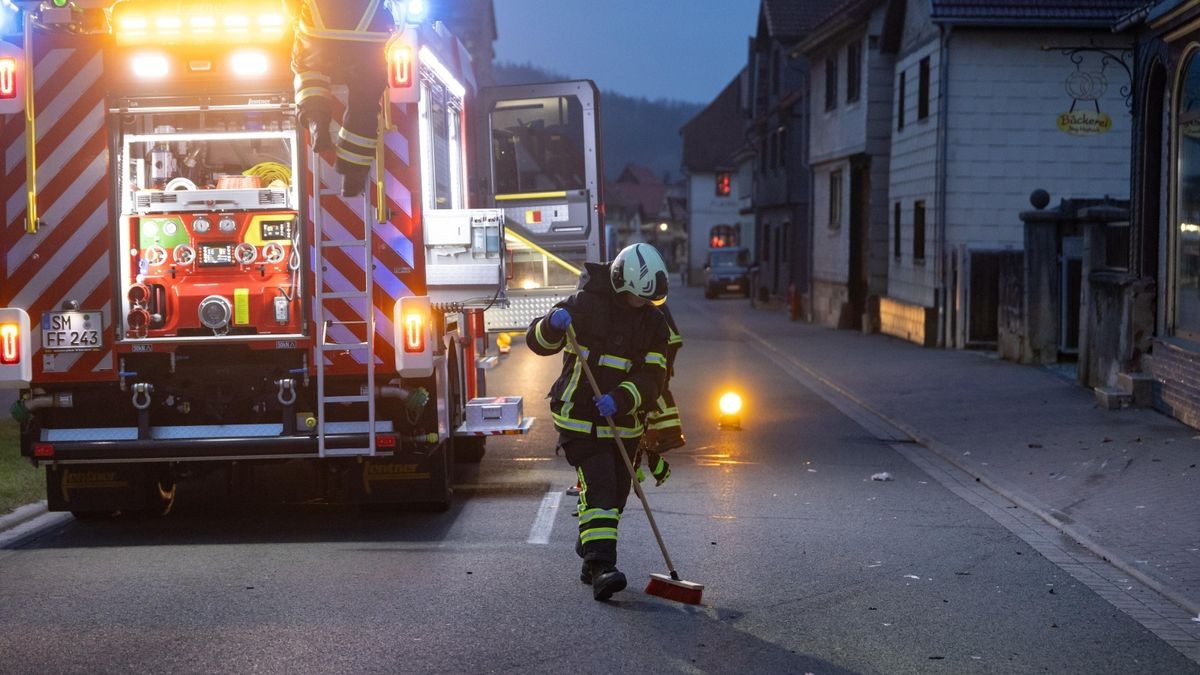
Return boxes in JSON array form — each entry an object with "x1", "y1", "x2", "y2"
[{"x1": 311, "y1": 147, "x2": 377, "y2": 458}]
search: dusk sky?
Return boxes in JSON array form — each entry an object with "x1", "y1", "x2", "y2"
[{"x1": 493, "y1": 0, "x2": 762, "y2": 105}]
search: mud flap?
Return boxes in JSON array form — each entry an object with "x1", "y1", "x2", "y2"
[
  {"x1": 46, "y1": 464, "x2": 168, "y2": 513},
  {"x1": 347, "y1": 441, "x2": 451, "y2": 506}
]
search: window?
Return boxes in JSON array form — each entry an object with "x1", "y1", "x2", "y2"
[
  {"x1": 761, "y1": 225, "x2": 771, "y2": 262},
  {"x1": 913, "y1": 200, "x2": 926, "y2": 262},
  {"x1": 829, "y1": 170, "x2": 843, "y2": 229},
  {"x1": 709, "y1": 224, "x2": 737, "y2": 248},
  {"x1": 918, "y1": 56, "x2": 931, "y2": 120},
  {"x1": 893, "y1": 202, "x2": 902, "y2": 259},
  {"x1": 715, "y1": 171, "x2": 732, "y2": 197},
  {"x1": 846, "y1": 41, "x2": 861, "y2": 104},
  {"x1": 420, "y1": 81, "x2": 466, "y2": 210},
  {"x1": 489, "y1": 94, "x2": 585, "y2": 197},
  {"x1": 897, "y1": 71, "x2": 906, "y2": 131},
  {"x1": 1175, "y1": 52, "x2": 1200, "y2": 337},
  {"x1": 825, "y1": 56, "x2": 837, "y2": 111},
  {"x1": 770, "y1": 49, "x2": 781, "y2": 95}
]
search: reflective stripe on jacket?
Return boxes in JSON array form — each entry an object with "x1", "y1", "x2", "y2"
[{"x1": 298, "y1": 0, "x2": 392, "y2": 42}]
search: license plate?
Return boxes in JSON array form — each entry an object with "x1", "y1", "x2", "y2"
[
  {"x1": 727, "y1": 284, "x2": 741, "y2": 291},
  {"x1": 41, "y1": 311, "x2": 103, "y2": 352}
]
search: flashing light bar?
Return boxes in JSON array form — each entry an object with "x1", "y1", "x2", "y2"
[
  {"x1": 230, "y1": 49, "x2": 269, "y2": 77},
  {"x1": 131, "y1": 52, "x2": 169, "y2": 79},
  {"x1": 113, "y1": 1, "x2": 287, "y2": 46}
]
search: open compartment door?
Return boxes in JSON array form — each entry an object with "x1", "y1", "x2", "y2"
[{"x1": 472, "y1": 80, "x2": 605, "y2": 332}]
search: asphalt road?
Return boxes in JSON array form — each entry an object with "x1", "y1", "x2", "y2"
[{"x1": 0, "y1": 289, "x2": 1196, "y2": 674}]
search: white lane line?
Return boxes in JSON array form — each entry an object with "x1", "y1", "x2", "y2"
[{"x1": 527, "y1": 489, "x2": 564, "y2": 544}]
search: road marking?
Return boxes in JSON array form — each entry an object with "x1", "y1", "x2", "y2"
[{"x1": 527, "y1": 489, "x2": 563, "y2": 545}]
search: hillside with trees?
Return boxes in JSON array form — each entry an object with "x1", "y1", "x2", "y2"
[{"x1": 493, "y1": 62, "x2": 703, "y2": 182}]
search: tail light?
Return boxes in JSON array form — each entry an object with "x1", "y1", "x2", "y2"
[
  {"x1": 386, "y1": 33, "x2": 419, "y2": 104},
  {"x1": 0, "y1": 308, "x2": 31, "y2": 387},
  {"x1": 0, "y1": 39, "x2": 23, "y2": 114},
  {"x1": 394, "y1": 296, "x2": 432, "y2": 377}
]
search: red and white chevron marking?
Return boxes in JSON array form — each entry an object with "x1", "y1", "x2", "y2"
[
  {"x1": 309, "y1": 91, "x2": 421, "y2": 375},
  {"x1": 0, "y1": 32, "x2": 114, "y2": 383}
]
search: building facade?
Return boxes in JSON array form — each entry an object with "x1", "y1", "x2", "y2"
[
  {"x1": 680, "y1": 73, "x2": 748, "y2": 285},
  {"x1": 880, "y1": 0, "x2": 1139, "y2": 347},
  {"x1": 797, "y1": 0, "x2": 900, "y2": 330}
]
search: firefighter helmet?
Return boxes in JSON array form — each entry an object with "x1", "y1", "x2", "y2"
[{"x1": 610, "y1": 243, "x2": 669, "y2": 306}]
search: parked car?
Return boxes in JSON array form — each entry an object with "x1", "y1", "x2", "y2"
[{"x1": 703, "y1": 247, "x2": 751, "y2": 299}]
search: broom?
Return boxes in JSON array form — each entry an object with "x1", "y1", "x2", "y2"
[{"x1": 566, "y1": 325, "x2": 705, "y2": 605}]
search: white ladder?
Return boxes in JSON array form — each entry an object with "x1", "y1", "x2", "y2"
[{"x1": 312, "y1": 149, "x2": 377, "y2": 458}]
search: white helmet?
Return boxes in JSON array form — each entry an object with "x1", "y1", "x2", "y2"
[{"x1": 610, "y1": 243, "x2": 669, "y2": 305}]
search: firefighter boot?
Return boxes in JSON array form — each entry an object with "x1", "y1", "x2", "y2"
[
  {"x1": 299, "y1": 110, "x2": 333, "y2": 153},
  {"x1": 588, "y1": 562, "x2": 627, "y2": 601},
  {"x1": 341, "y1": 167, "x2": 369, "y2": 198}
]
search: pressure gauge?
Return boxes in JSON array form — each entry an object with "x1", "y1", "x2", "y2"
[
  {"x1": 162, "y1": 220, "x2": 178, "y2": 236},
  {"x1": 192, "y1": 217, "x2": 211, "y2": 234},
  {"x1": 218, "y1": 216, "x2": 238, "y2": 233}
]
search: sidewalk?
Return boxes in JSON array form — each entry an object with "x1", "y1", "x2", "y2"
[{"x1": 724, "y1": 298, "x2": 1200, "y2": 617}]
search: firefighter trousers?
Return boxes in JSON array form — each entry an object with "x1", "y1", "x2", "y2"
[
  {"x1": 563, "y1": 436, "x2": 637, "y2": 566},
  {"x1": 291, "y1": 34, "x2": 387, "y2": 179}
]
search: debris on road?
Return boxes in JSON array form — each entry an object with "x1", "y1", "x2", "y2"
[{"x1": 871, "y1": 472, "x2": 894, "y2": 481}]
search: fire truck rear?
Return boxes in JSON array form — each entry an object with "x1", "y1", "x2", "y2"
[{"x1": 0, "y1": 0, "x2": 558, "y2": 514}]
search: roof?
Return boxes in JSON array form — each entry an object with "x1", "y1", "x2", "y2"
[
  {"x1": 680, "y1": 74, "x2": 745, "y2": 173},
  {"x1": 760, "y1": 0, "x2": 849, "y2": 39},
  {"x1": 930, "y1": 0, "x2": 1150, "y2": 25},
  {"x1": 610, "y1": 165, "x2": 669, "y2": 220}
]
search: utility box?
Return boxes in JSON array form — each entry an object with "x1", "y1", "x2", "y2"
[{"x1": 463, "y1": 395, "x2": 523, "y2": 432}]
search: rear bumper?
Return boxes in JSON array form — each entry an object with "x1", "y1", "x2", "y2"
[{"x1": 28, "y1": 422, "x2": 418, "y2": 464}]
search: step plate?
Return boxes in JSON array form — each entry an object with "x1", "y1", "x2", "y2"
[{"x1": 454, "y1": 417, "x2": 535, "y2": 437}]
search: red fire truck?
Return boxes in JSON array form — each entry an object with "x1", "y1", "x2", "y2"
[{"x1": 0, "y1": 0, "x2": 605, "y2": 515}]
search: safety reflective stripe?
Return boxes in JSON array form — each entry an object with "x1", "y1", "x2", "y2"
[
  {"x1": 576, "y1": 467, "x2": 588, "y2": 510},
  {"x1": 668, "y1": 330, "x2": 682, "y2": 345},
  {"x1": 534, "y1": 320, "x2": 563, "y2": 350},
  {"x1": 564, "y1": 343, "x2": 590, "y2": 358},
  {"x1": 338, "y1": 126, "x2": 377, "y2": 149},
  {"x1": 295, "y1": 70, "x2": 331, "y2": 83},
  {"x1": 578, "y1": 507, "x2": 620, "y2": 525},
  {"x1": 336, "y1": 146, "x2": 375, "y2": 166},
  {"x1": 561, "y1": 352, "x2": 585, "y2": 402},
  {"x1": 580, "y1": 527, "x2": 618, "y2": 544},
  {"x1": 596, "y1": 421, "x2": 644, "y2": 438},
  {"x1": 619, "y1": 381, "x2": 641, "y2": 411},
  {"x1": 552, "y1": 409, "x2": 593, "y2": 434},
  {"x1": 647, "y1": 416, "x2": 682, "y2": 430},
  {"x1": 645, "y1": 352, "x2": 667, "y2": 368},
  {"x1": 598, "y1": 354, "x2": 632, "y2": 371},
  {"x1": 296, "y1": 85, "x2": 332, "y2": 102},
  {"x1": 652, "y1": 457, "x2": 668, "y2": 474},
  {"x1": 298, "y1": 22, "x2": 392, "y2": 42}
]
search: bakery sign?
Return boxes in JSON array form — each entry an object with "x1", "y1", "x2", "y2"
[{"x1": 1058, "y1": 69, "x2": 1111, "y2": 136}]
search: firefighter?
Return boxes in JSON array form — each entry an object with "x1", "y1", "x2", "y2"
[
  {"x1": 636, "y1": 302, "x2": 686, "y2": 485},
  {"x1": 527, "y1": 243, "x2": 672, "y2": 601},
  {"x1": 290, "y1": 0, "x2": 392, "y2": 197}
]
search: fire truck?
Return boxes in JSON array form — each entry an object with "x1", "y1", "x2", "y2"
[{"x1": 0, "y1": 0, "x2": 605, "y2": 515}]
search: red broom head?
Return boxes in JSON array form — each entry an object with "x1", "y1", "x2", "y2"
[{"x1": 645, "y1": 572, "x2": 704, "y2": 605}]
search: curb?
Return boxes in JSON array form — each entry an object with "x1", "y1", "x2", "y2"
[
  {"x1": 738, "y1": 323, "x2": 1200, "y2": 620},
  {"x1": 0, "y1": 501, "x2": 48, "y2": 533}
]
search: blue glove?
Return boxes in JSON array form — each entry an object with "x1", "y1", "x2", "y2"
[
  {"x1": 594, "y1": 394, "x2": 617, "y2": 417},
  {"x1": 548, "y1": 308, "x2": 571, "y2": 331}
]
